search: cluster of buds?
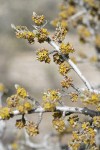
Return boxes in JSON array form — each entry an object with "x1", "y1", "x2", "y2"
[
  {"x1": 53, "y1": 52, "x2": 64, "y2": 65},
  {"x1": 52, "y1": 23, "x2": 67, "y2": 43},
  {"x1": 42, "y1": 89, "x2": 61, "y2": 111},
  {"x1": 61, "y1": 77, "x2": 73, "y2": 88},
  {"x1": 36, "y1": 28, "x2": 49, "y2": 43},
  {"x1": 36, "y1": 48, "x2": 51, "y2": 63},
  {"x1": 16, "y1": 85, "x2": 28, "y2": 98},
  {"x1": 32, "y1": 12, "x2": 45, "y2": 26},
  {"x1": 15, "y1": 25, "x2": 35, "y2": 44},
  {"x1": 59, "y1": 61, "x2": 70, "y2": 76},
  {"x1": 60, "y1": 42, "x2": 75, "y2": 55}
]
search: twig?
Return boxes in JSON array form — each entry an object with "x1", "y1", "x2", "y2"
[
  {"x1": 47, "y1": 38, "x2": 93, "y2": 90},
  {"x1": 0, "y1": 106, "x2": 100, "y2": 122}
]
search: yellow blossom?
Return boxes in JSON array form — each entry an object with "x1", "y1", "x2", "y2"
[
  {"x1": 24, "y1": 101, "x2": 32, "y2": 111},
  {"x1": 25, "y1": 121, "x2": 39, "y2": 136},
  {"x1": 52, "y1": 118, "x2": 66, "y2": 133},
  {"x1": 43, "y1": 102, "x2": 56, "y2": 111},
  {"x1": 69, "y1": 92, "x2": 78, "y2": 102},
  {"x1": 59, "y1": 62, "x2": 70, "y2": 76},
  {"x1": 32, "y1": 12, "x2": 45, "y2": 26},
  {"x1": 36, "y1": 48, "x2": 50, "y2": 63},
  {"x1": 61, "y1": 77, "x2": 73, "y2": 88},
  {"x1": 16, "y1": 86, "x2": 27, "y2": 98},
  {"x1": 15, "y1": 119, "x2": 26, "y2": 129},
  {"x1": 15, "y1": 26, "x2": 35, "y2": 44},
  {"x1": 43, "y1": 89, "x2": 61, "y2": 102},
  {"x1": 60, "y1": 43, "x2": 74, "y2": 55},
  {"x1": 53, "y1": 52, "x2": 64, "y2": 65},
  {"x1": 36, "y1": 28, "x2": 49, "y2": 43},
  {"x1": 0, "y1": 107, "x2": 10, "y2": 119},
  {"x1": 82, "y1": 122, "x2": 90, "y2": 130}
]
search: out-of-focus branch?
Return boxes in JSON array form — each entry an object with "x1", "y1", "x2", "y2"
[
  {"x1": 19, "y1": 131, "x2": 60, "y2": 150},
  {"x1": 67, "y1": 9, "x2": 87, "y2": 23}
]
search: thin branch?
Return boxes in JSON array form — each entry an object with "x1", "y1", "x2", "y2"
[
  {"x1": 0, "y1": 106, "x2": 100, "y2": 121},
  {"x1": 47, "y1": 38, "x2": 93, "y2": 90}
]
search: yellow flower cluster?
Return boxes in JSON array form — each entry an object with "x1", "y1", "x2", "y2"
[
  {"x1": 69, "y1": 92, "x2": 78, "y2": 102},
  {"x1": 43, "y1": 89, "x2": 61, "y2": 111},
  {"x1": 43, "y1": 102, "x2": 56, "y2": 111},
  {"x1": 36, "y1": 48, "x2": 50, "y2": 63},
  {"x1": 52, "y1": 118, "x2": 66, "y2": 133},
  {"x1": 36, "y1": 28, "x2": 49, "y2": 43},
  {"x1": 53, "y1": 52, "x2": 64, "y2": 65},
  {"x1": 68, "y1": 114, "x2": 79, "y2": 127},
  {"x1": 61, "y1": 77, "x2": 73, "y2": 88},
  {"x1": 60, "y1": 43, "x2": 74, "y2": 55},
  {"x1": 16, "y1": 26, "x2": 35, "y2": 44},
  {"x1": 7, "y1": 95, "x2": 19, "y2": 108},
  {"x1": 43, "y1": 89, "x2": 61, "y2": 102},
  {"x1": 59, "y1": 62, "x2": 70, "y2": 76},
  {"x1": 25, "y1": 121, "x2": 39, "y2": 136},
  {"x1": 0, "y1": 107, "x2": 10, "y2": 119},
  {"x1": 16, "y1": 85, "x2": 28, "y2": 98},
  {"x1": 15, "y1": 119, "x2": 26, "y2": 129},
  {"x1": 81, "y1": 122, "x2": 90, "y2": 130},
  {"x1": 32, "y1": 12, "x2": 45, "y2": 26}
]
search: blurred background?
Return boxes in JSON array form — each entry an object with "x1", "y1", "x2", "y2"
[{"x1": 0, "y1": 0, "x2": 100, "y2": 149}]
